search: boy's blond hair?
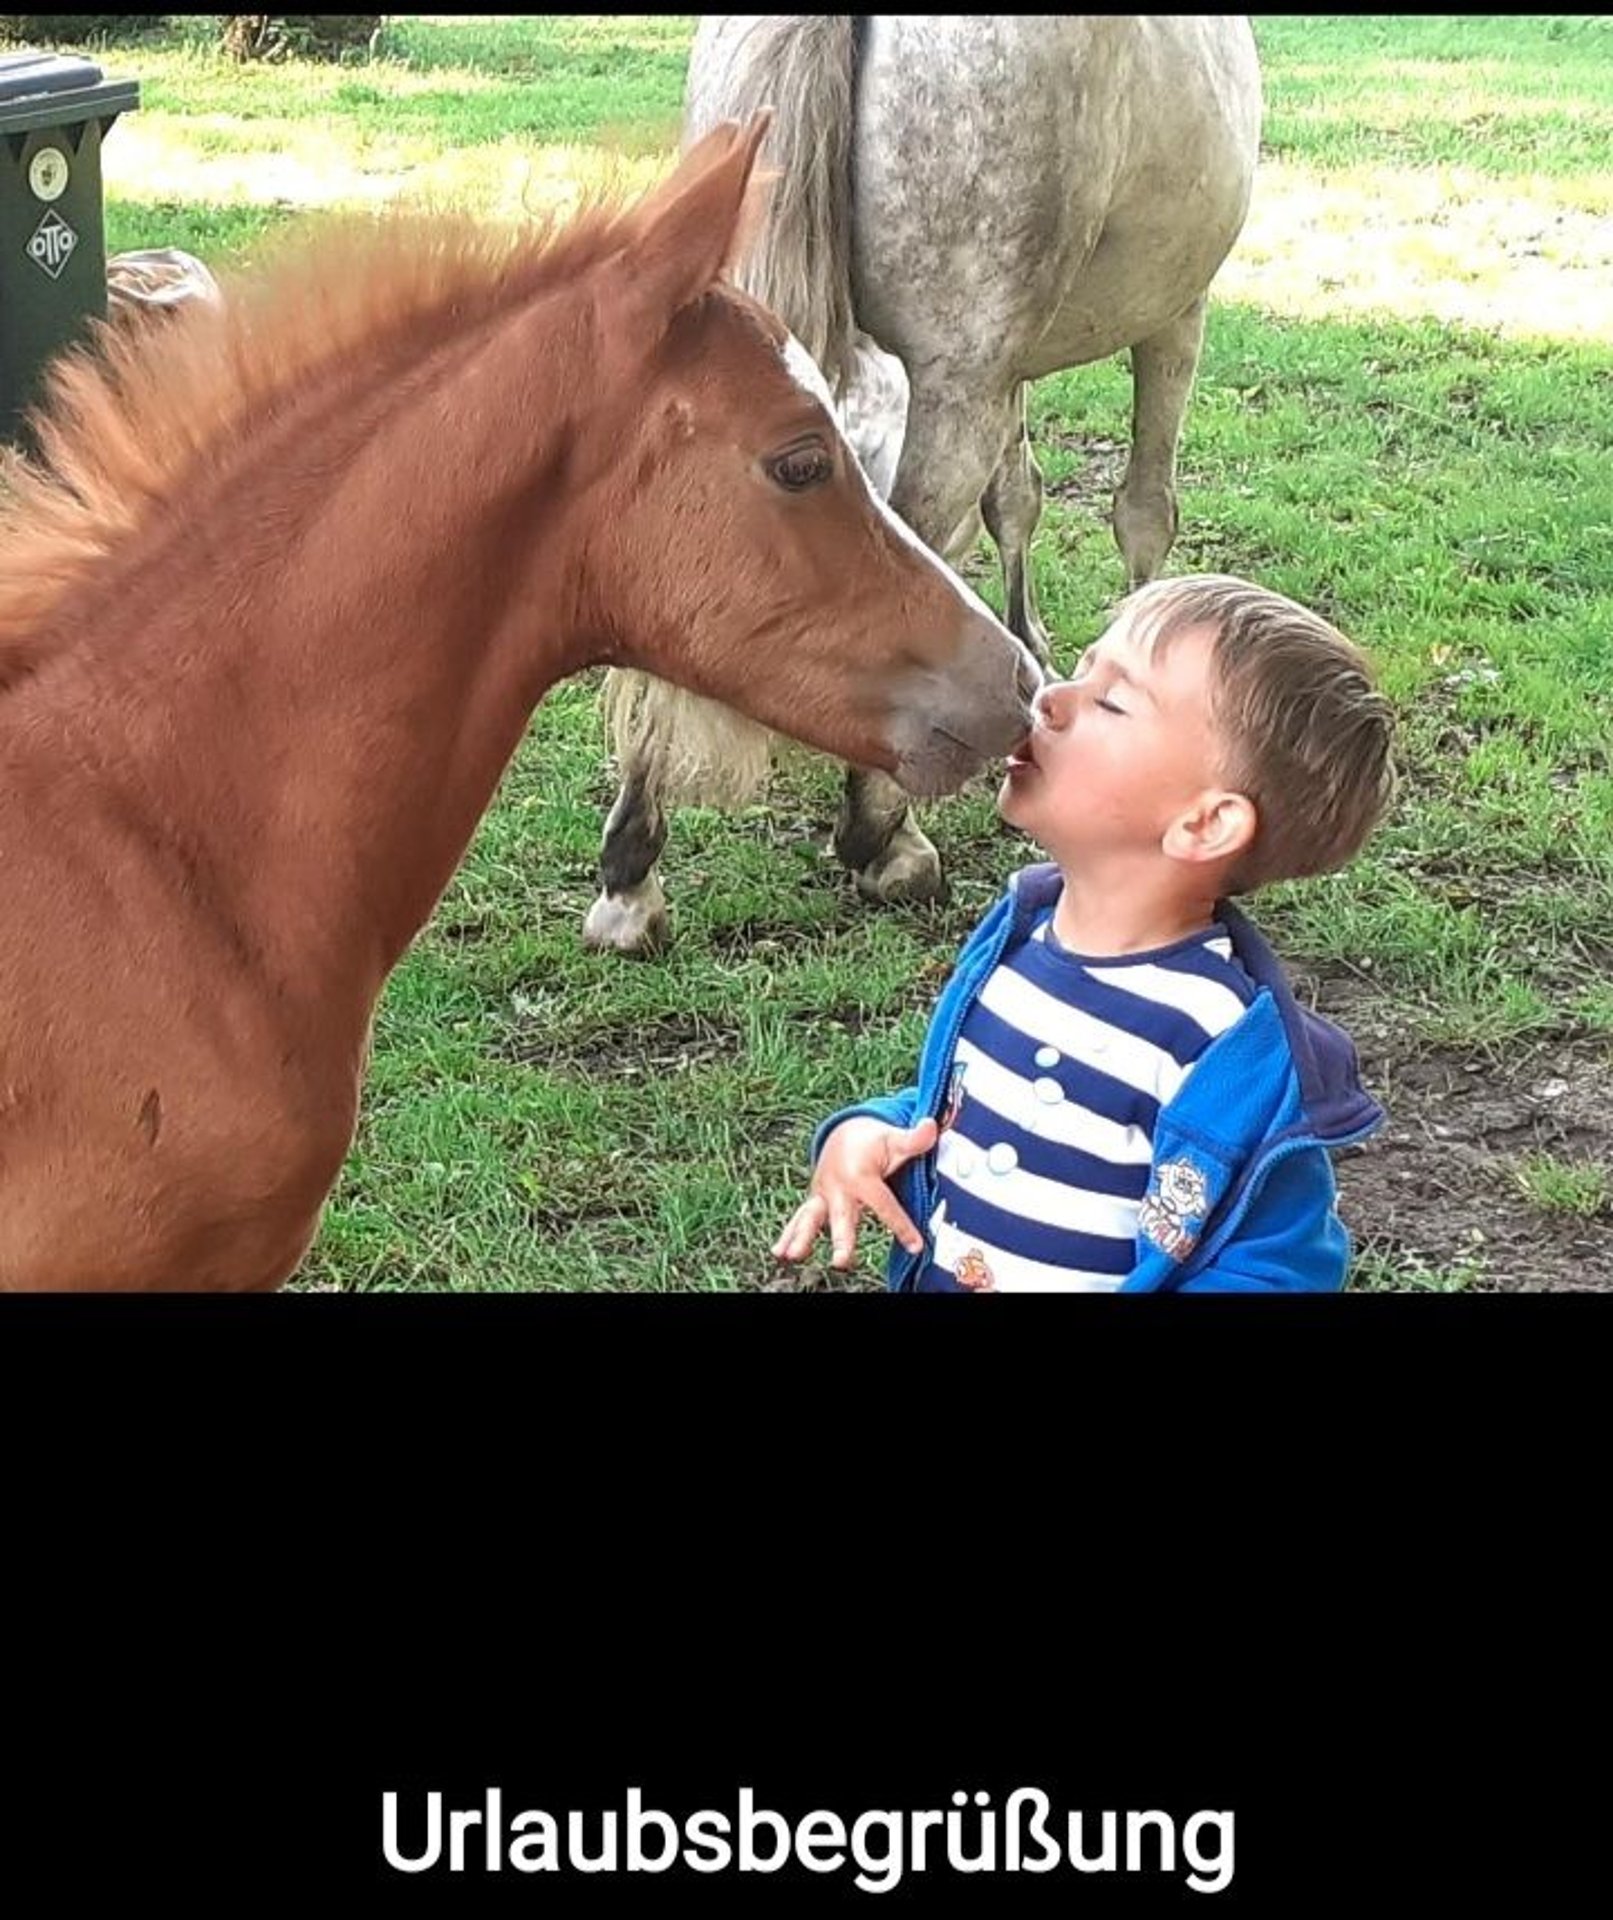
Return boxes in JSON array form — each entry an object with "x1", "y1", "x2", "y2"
[{"x1": 1120, "y1": 573, "x2": 1396, "y2": 892}]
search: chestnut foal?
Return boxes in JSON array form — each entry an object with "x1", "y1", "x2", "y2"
[{"x1": 0, "y1": 115, "x2": 1039, "y2": 1289}]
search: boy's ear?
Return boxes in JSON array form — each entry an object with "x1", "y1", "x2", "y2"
[
  {"x1": 603, "y1": 110, "x2": 776, "y2": 340},
  {"x1": 1163, "y1": 789, "x2": 1258, "y2": 867}
]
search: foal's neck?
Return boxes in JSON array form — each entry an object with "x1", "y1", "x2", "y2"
[{"x1": 98, "y1": 300, "x2": 596, "y2": 994}]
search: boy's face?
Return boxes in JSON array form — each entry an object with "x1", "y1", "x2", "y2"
[{"x1": 998, "y1": 607, "x2": 1235, "y2": 867}]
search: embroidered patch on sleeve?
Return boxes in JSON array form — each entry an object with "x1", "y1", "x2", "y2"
[{"x1": 1138, "y1": 1157, "x2": 1211, "y2": 1260}]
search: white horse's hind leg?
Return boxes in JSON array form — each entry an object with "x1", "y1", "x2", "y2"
[
  {"x1": 584, "y1": 764, "x2": 671, "y2": 956},
  {"x1": 1111, "y1": 296, "x2": 1208, "y2": 588},
  {"x1": 981, "y1": 381, "x2": 1051, "y2": 666}
]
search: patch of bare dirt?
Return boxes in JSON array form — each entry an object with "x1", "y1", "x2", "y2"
[
  {"x1": 761, "y1": 1264, "x2": 882, "y2": 1294},
  {"x1": 1295, "y1": 969, "x2": 1612, "y2": 1290}
]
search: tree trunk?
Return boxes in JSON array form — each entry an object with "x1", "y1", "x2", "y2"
[{"x1": 219, "y1": 16, "x2": 382, "y2": 63}]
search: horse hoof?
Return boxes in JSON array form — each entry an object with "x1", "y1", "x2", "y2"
[
  {"x1": 1111, "y1": 486, "x2": 1179, "y2": 591},
  {"x1": 582, "y1": 886, "x2": 670, "y2": 957},
  {"x1": 852, "y1": 832, "x2": 948, "y2": 906}
]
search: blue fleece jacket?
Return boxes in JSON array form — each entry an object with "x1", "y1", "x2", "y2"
[{"x1": 812, "y1": 863, "x2": 1385, "y2": 1291}]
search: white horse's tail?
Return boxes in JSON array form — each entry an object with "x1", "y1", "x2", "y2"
[
  {"x1": 685, "y1": 14, "x2": 863, "y2": 398},
  {"x1": 600, "y1": 660, "x2": 776, "y2": 809},
  {"x1": 602, "y1": 16, "x2": 868, "y2": 813}
]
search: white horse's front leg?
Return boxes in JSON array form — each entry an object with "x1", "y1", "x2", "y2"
[
  {"x1": 981, "y1": 380, "x2": 1051, "y2": 666},
  {"x1": 1112, "y1": 295, "x2": 1208, "y2": 588}
]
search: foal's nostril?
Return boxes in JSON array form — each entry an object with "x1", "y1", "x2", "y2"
[{"x1": 1015, "y1": 650, "x2": 1044, "y2": 705}]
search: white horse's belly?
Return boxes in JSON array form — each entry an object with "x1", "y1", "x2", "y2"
[
  {"x1": 1019, "y1": 202, "x2": 1255, "y2": 376},
  {"x1": 850, "y1": 15, "x2": 1259, "y2": 383}
]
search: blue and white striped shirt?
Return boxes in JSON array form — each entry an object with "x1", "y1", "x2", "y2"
[{"x1": 917, "y1": 914, "x2": 1257, "y2": 1292}]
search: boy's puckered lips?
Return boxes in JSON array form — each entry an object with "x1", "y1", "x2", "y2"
[{"x1": 1005, "y1": 699, "x2": 1052, "y2": 773}]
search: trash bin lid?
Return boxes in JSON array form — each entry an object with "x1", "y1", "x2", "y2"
[
  {"x1": 0, "y1": 51, "x2": 105, "y2": 101},
  {"x1": 0, "y1": 50, "x2": 139, "y2": 130}
]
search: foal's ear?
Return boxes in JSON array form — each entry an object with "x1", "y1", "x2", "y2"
[{"x1": 612, "y1": 111, "x2": 776, "y2": 330}]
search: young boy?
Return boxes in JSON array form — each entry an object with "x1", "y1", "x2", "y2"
[{"x1": 772, "y1": 573, "x2": 1396, "y2": 1291}]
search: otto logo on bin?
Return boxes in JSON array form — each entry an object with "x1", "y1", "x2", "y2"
[{"x1": 27, "y1": 207, "x2": 78, "y2": 280}]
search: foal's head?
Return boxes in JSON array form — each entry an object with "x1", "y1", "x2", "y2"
[{"x1": 570, "y1": 116, "x2": 1041, "y2": 796}]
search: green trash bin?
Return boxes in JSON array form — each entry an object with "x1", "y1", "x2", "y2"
[{"x1": 0, "y1": 48, "x2": 139, "y2": 445}]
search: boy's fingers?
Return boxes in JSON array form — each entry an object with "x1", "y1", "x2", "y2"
[
  {"x1": 827, "y1": 1192, "x2": 861, "y2": 1269},
  {"x1": 772, "y1": 1196, "x2": 827, "y2": 1262},
  {"x1": 861, "y1": 1182, "x2": 925, "y2": 1257},
  {"x1": 774, "y1": 1142, "x2": 932, "y2": 1267}
]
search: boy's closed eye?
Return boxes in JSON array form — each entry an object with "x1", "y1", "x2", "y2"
[{"x1": 1085, "y1": 665, "x2": 1130, "y2": 714}]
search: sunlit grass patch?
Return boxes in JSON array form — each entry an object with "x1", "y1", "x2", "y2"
[
  {"x1": 1218, "y1": 161, "x2": 1613, "y2": 344},
  {"x1": 109, "y1": 104, "x2": 675, "y2": 228}
]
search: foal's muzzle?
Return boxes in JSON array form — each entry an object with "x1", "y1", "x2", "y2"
[{"x1": 890, "y1": 613, "x2": 1044, "y2": 796}]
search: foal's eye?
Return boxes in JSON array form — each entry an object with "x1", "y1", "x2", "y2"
[{"x1": 766, "y1": 444, "x2": 835, "y2": 492}]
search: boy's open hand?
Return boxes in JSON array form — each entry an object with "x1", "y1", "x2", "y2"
[{"x1": 772, "y1": 1115, "x2": 939, "y2": 1271}]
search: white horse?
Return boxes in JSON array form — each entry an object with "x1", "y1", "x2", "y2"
[{"x1": 587, "y1": 16, "x2": 1262, "y2": 955}]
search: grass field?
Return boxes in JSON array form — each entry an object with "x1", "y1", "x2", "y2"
[{"x1": 49, "y1": 15, "x2": 1613, "y2": 1288}]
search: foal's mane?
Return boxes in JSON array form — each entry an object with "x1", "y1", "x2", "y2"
[{"x1": 0, "y1": 188, "x2": 651, "y2": 683}]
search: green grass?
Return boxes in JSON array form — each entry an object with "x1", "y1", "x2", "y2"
[
  {"x1": 98, "y1": 15, "x2": 695, "y2": 266},
  {"x1": 1350, "y1": 1250, "x2": 1485, "y2": 1294},
  {"x1": 44, "y1": 16, "x2": 1613, "y2": 1288},
  {"x1": 1251, "y1": 16, "x2": 1613, "y2": 181},
  {"x1": 1511, "y1": 1154, "x2": 1611, "y2": 1219}
]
